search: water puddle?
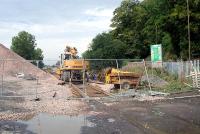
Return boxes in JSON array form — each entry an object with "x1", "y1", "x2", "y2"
[
  {"x1": 1, "y1": 113, "x2": 95, "y2": 134},
  {"x1": 107, "y1": 118, "x2": 115, "y2": 123}
]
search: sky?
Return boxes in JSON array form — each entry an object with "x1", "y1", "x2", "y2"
[{"x1": 0, "y1": 0, "x2": 122, "y2": 60}]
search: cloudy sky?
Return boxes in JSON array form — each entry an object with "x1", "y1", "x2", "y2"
[{"x1": 0, "y1": 0, "x2": 122, "y2": 60}]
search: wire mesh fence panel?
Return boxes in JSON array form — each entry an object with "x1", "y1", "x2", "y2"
[
  {"x1": 0, "y1": 58, "x2": 198, "y2": 119},
  {"x1": 83, "y1": 59, "x2": 146, "y2": 97},
  {"x1": 0, "y1": 59, "x2": 64, "y2": 98},
  {"x1": 0, "y1": 60, "x2": 4, "y2": 97},
  {"x1": 68, "y1": 59, "x2": 195, "y2": 96},
  {"x1": 0, "y1": 59, "x2": 75, "y2": 122},
  {"x1": 0, "y1": 59, "x2": 198, "y2": 97}
]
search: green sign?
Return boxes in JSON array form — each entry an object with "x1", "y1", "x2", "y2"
[{"x1": 151, "y1": 44, "x2": 162, "y2": 63}]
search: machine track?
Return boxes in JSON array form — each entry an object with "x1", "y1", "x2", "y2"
[{"x1": 70, "y1": 82, "x2": 109, "y2": 98}]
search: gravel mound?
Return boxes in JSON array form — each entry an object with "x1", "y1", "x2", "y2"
[
  {"x1": 0, "y1": 43, "x2": 56, "y2": 81},
  {"x1": 141, "y1": 75, "x2": 169, "y2": 87}
]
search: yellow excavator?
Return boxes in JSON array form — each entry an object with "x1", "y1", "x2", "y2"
[{"x1": 56, "y1": 46, "x2": 89, "y2": 82}]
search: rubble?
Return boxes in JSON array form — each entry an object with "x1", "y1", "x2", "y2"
[{"x1": 141, "y1": 75, "x2": 169, "y2": 87}]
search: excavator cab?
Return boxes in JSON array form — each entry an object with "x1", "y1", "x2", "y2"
[
  {"x1": 64, "y1": 54, "x2": 71, "y2": 60},
  {"x1": 56, "y1": 45, "x2": 89, "y2": 82}
]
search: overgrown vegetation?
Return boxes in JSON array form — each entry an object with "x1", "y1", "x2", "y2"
[
  {"x1": 147, "y1": 68, "x2": 193, "y2": 93},
  {"x1": 123, "y1": 65, "x2": 193, "y2": 93}
]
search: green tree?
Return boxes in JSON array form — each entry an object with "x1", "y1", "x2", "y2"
[
  {"x1": 82, "y1": 32, "x2": 126, "y2": 70},
  {"x1": 111, "y1": 0, "x2": 200, "y2": 60},
  {"x1": 34, "y1": 48, "x2": 44, "y2": 68},
  {"x1": 83, "y1": 0, "x2": 200, "y2": 61},
  {"x1": 11, "y1": 31, "x2": 44, "y2": 68},
  {"x1": 34, "y1": 48, "x2": 43, "y2": 60},
  {"x1": 11, "y1": 31, "x2": 37, "y2": 60},
  {"x1": 111, "y1": 0, "x2": 150, "y2": 59}
]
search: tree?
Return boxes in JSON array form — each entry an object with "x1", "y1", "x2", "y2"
[
  {"x1": 11, "y1": 31, "x2": 44, "y2": 68},
  {"x1": 83, "y1": 0, "x2": 200, "y2": 61},
  {"x1": 111, "y1": 0, "x2": 150, "y2": 59},
  {"x1": 110, "y1": 0, "x2": 200, "y2": 60},
  {"x1": 34, "y1": 48, "x2": 44, "y2": 68},
  {"x1": 82, "y1": 32, "x2": 126, "y2": 70}
]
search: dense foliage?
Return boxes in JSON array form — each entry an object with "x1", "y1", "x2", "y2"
[
  {"x1": 82, "y1": 33, "x2": 127, "y2": 59},
  {"x1": 11, "y1": 31, "x2": 44, "y2": 68},
  {"x1": 82, "y1": 33, "x2": 126, "y2": 70},
  {"x1": 83, "y1": 0, "x2": 200, "y2": 60}
]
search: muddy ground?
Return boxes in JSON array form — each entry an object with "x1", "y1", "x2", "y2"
[
  {"x1": 1, "y1": 76, "x2": 200, "y2": 134},
  {"x1": 84, "y1": 95, "x2": 200, "y2": 134},
  {"x1": 0, "y1": 76, "x2": 88, "y2": 121},
  {"x1": 1, "y1": 94, "x2": 200, "y2": 134}
]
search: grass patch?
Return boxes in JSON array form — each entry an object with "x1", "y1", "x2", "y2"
[
  {"x1": 121, "y1": 63, "x2": 194, "y2": 93},
  {"x1": 148, "y1": 68, "x2": 193, "y2": 93}
]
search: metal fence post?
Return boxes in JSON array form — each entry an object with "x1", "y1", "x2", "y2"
[
  {"x1": 194, "y1": 60, "x2": 197, "y2": 71},
  {"x1": 37, "y1": 60, "x2": 39, "y2": 68},
  {"x1": 171, "y1": 62, "x2": 173, "y2": 75},
  {"x1": 35, "y1": 77, "x2": 39, "y2": 99},
  {"x1": 143, "y1": 59, "x2": 152, "y2": 91},
  {"x1": 1, "y1": 60, "x2": 4, "y2": 97},
  {"x1": 185, "y1": 61, "x2": 188, "y2": 77},
  {"x1": 82, "y1": 59, "x2": 86, "y2": 97},
  {"x1": 115, "y1": 59, "x2": 122, "y2": 93},
  {"x1": 178, "y1": 60, "x2": 183, "y2": 80},
  {"x1": 1, "y1": 74, "x2": 3, "y2": 97},
  {"x1": 181, "y1": 60, "x2": 184, "y2": 80}
]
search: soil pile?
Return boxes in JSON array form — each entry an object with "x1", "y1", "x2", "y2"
[
  {"x1": 0, "y1": 43, "x2": 56, "y2": 80},
  {"x1": 141, "y1": 75, "x2": 168, "y2": 87}
]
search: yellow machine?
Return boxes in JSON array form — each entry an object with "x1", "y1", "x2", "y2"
[
  {"x1": 56, "y1": 46, "x2": 89, "y2": 82},
  {"x1": 105, "y1": 68, "x2": 141, "y2": 89}
]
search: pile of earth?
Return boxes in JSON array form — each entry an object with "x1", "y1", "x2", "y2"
[
  {"x1": 141, "y1": 75, "x2": 169, "y2": 88},
  {"x1": 0, "y1": 43, "x2": 56, "y2": 81}
]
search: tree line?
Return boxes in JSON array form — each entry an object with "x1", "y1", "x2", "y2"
[{"x1": 83, "y1": 0, "x2": 200, "y2": 61}]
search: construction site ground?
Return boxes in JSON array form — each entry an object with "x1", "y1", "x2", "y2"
[
  {"x1": 1, "y1": 91, "x2": 200, "y2": 134},
  {"x1": 1, "y1": 44, "x2": 200, "y2": 134},
  {"x1": 1, "y1": 74, "x2": 200, "y2": 134}
]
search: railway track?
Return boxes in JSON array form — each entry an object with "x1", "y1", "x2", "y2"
[
  {"x1": 52, "y1": 74, "x2": 110, "y2": 98},
  {"x1": 70, "y1": 82, "x2": 109, "y2": 98}
]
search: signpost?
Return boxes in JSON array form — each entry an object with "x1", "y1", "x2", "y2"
[{"x1": 151, "y1": 44, "x2": 162, "y2": 68}]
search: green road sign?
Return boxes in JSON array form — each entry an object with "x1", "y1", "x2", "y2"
[{"x1": 151, "y1": 44, "x2": 162, "y2": 63}]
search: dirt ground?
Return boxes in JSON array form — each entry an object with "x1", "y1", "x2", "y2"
[
  {"x1": 1, "y1": 76, "x2": 200, "y2": 133},
  {"x1": 1, "y1": 94, "x2": 200, "y2": 134},
  {"x1": 83, "y1": 95, "x2": 200, "y2": 134},
  {"x1": 0, "y1": 76, "x2": 88, "y2": 120}
]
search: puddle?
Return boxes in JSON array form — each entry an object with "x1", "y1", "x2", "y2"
[
  {"x1": 90, "y1": 104, "x2": 96, "y2": 110},
  {"x1": 86, "y1": 121, "x2": 96, "y2": 127},
  {"x1": 107, "y1": 118, "x2": 115, "y2": 123},
  {"x1": 152, "y1": 108, "x2": 165, "y2": 117},
  {"x1": 1, "y1": 113, "x2": 96, "y2": 134}
]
